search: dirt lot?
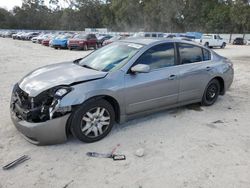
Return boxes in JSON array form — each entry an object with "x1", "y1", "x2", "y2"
[{"x1": 0, "y1": 38, "x2": 250, "y2": 188}]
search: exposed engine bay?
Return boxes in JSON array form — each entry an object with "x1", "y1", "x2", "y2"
[{"x1": 11, "y1": 84, "x2": 71, "y2": 122}]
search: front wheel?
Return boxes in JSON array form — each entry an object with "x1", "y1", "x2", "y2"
[
  {"x1": 71, "y1": 99, "x2": 115, "y2": 143},
  {"x1": 83, "y1": 44, "x2": 88, "y2": 51},
  {"x1": 204, "y1": 42, "x2": 209, "y2": 48},
  {"x1": 202, "y1": 79, "x2": 220, "y2": 106},
  {"x1": 94, "y1": 43, "x2": 98, "y2": 50}
]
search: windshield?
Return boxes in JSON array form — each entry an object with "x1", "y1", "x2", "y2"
[
  {"x1": 74, "y1": 34, "x2": 87, "y2": 39},
  {"x1": 78, "y1": 42, "x2": 143, "y2": 72}
]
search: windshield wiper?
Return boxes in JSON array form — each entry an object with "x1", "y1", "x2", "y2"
[
  {"x1": 82, "y1": 64, "x2": 97, "y2": 71},
  {"x1": 73, "y1": 58, "x2": 83, "y2": 64}
]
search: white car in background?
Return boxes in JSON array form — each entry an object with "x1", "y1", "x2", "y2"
[
  {"x1": 247, "y1": 39, "x2": 250, "y2": 45},
  {"x1": 200, "y1": 34, "x2": 226, "y2": 48}
]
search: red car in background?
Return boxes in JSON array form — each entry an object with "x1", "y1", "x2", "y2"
[
  {"x1": 67, "y1": 34, "x2": 98, "y2": 50},
  {"x1": 42, "y1": 35, "x2": 57, "y2": 46},
  {"x1": 42, "y1": 39, "x2": 51, "y2": 46}
]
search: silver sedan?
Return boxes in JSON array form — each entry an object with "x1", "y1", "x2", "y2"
[{"x1": 10, "y1": 38, "x2": 234, "y2": 145}]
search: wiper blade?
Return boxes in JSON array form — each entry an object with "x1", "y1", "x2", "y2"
[
  {"x1": 82, "y1": 64, "x2": 97, "y2": 70},
  {"x1": 73, "y1": 58, "x2": 83, "y2": 63}
]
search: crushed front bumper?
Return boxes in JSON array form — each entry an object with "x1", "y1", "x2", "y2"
[{"x1": 11, "y1": 110, "x2": 70, "y2": 145}]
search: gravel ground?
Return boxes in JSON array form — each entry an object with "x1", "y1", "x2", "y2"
[{"x1": 0, "y1": 38, "x2": 250, "y2": 188}]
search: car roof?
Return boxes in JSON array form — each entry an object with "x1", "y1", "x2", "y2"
[{"x1": 120, "y1": 38, "x2": 197, "y2": 46}]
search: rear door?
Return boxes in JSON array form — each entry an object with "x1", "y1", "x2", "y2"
[
  {"x1": 124, "y1": 42, "x2": 180, "y2": 114},
  {"x1": 177, "y1": 43, "x2": 213, "y2": 102}
]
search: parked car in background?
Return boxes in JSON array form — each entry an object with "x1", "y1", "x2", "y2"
[
  {"x1": 233, "y1": 37, "x2": 246, "y2": 45},
  {"x1": 97, "y1": 34, "x2": 113, "y2": 46},
  {"x1": 200, "y1": 34, "x2": 226, "y2": 48},
  {"x1": 20, "y1": 32, "x2": 30, "y2": 40},
  {"x1": 67, "y1": 34, "x2": 98, "y2": 50},
  {"x1": 12, "y1": 32, "x2": 20, "y2": 39},
  {"x1": 10, "y1": 38, "x2": 234, "y2": 145},
  {"x1": 103, "y1": 35, "x2": 127, "y2": 46},
  {"x1": 37, "y1": 34, "x2": 51, "y2": 44},
  {"x1": 132, "y1": 32, "x2": 164, "y2": 38},
  {"x1": 51, "y1": 34, "x2": 74, "y2": 49},
  {"x1": 42, "y1": 35, "x2": 57, "y2": 46},
  {"x1": 173, "y1": 37, "x2": 193, "y2": 41},
  {"x1": 14, "y1": 32, "x2": 26, "y2": 40},
  {"x1": 24, "y1": 32, "x2": 40, "y2": 40},
  {"x1": 1, "y1": 30, "x2": 16, "y2": 38},
  {"x1": 247, "y1": 39, "x2": 250, "y2": 45}
]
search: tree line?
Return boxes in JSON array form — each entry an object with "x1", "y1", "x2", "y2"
[{"x1": 0, "y1": 0, "x2": 250, "y2": 33}]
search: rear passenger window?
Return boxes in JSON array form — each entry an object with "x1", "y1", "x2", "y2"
[
  {"x1": 178, "y1": 43, "x2": 203, "y2": 64},
  {"x1": 135, "y1": 43, "x2": 175, "y2": 70},
  {"x1": 152, "y1": 34, "x2": 157, "y2": 37},
  {"x1": 145, "y1": 34, "x2": 150, "y2": 37},
  {"x1": 203, "y1": 49, "x2": 211, "y2": 61}
]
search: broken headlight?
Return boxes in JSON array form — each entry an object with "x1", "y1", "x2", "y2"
[
  {"x1": 54, "y1": 87, "x2": 73, "y2": 99},
  {"x1": 49, "y1": 86, "x2": 73, "y2": 119}
]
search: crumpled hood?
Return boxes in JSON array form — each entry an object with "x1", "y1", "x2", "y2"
[{"x1": 18, "y1": 61, "x2": 107, "y2": 97}]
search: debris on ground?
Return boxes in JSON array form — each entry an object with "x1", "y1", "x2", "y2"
[
  {"x1": 2, "y1": 155, "x2": 30, "y2": 170},
  {"x1": 212, "y1": 120, "x2": 224, "y2": 124},
  {"x1": 86, "y1": 144, "x2": 126, "y2": 161},
  {"x1": 62, "y1": 180, "x2": 74, "y2": 188},
  {"x1": 135, "y1": 148, "x2": 145, "y2": 157}
]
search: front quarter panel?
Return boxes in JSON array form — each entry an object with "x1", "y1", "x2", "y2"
[{"x1": 60, "y1": 70, "x2": 125, "y2": 114}]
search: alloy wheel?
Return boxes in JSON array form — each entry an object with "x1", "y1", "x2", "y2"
[
  {"x1": 81, "y1": 107, "x2": 110, "y2": 138},
  {"x1": 206, "y1": 83, "x2": 218, "y2": 102}
]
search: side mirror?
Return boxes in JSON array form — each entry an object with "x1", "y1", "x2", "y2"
[{"x1": 131, "y1": 64, "x2": 150, "y2": 73}]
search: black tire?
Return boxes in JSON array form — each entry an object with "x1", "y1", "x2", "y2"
[
  {"x1": 71, "y1": 99, "x2": 115, "y2": 143},
  {"x1": 94, "y1": 43, "x2": 98, "y2": 50},
  {"x1": 83, "y1": 44, "x2": 88, "y2": 51},
  {"x1": 221, "y1": 42, "x2": 226, "y2": 49},
  {"x1": 202, "y1": 79, "x2": 220, "y2": 106},
  {"x1": 204, "y1": 42, "x2": 209, "y2": 48}
]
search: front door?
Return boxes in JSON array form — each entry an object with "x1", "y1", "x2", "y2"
[{"x1": 124, "y1": 43, "x2": 180, "y2": 114}]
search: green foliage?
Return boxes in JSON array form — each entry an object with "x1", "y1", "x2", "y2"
[{"x1": 0, "y1": 0, "x2": 250, "y2": 33}]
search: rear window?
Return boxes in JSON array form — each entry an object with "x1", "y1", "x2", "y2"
[
  {"x1": 202, "y1": 35, "x2": 212, "y2": 39},
  {"x1": 203, "y1": 48, "x2": 211, "y2": 61},
  {"x1": 178, "y1": 43, "x2": 203, "y2": 64}
]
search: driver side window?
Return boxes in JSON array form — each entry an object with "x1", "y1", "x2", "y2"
[{"x1": 134, "y1": 43, "x2": 176, "y2": 71}]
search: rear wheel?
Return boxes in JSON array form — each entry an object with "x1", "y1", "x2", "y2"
[
  {"x1": 204, "y1": 42, "x2": 209, "y2": 48},
  {"x1": 221, "y1": 42, "x2": 226, "y2": 49},
  {"x1": 71, "y1": 99, "x2": 115, "y2": 143},
  {"x1": 202, "y1": 79, "x2": 220, "y2": 106}
]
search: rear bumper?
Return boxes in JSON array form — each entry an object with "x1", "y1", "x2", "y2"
[
  {"x1": 224, "y1": 67, "x2": 234, "y2": 91},
  {"x1": 11, "y1": 110, "x2": 70, "y2": 145}
]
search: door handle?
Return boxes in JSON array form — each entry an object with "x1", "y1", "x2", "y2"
[
  {"x1": 168, "y1": 75, "x2": 177, "y2": 80},
  {"x1": 206, "y1": 67, "x2": 212, "y2": 71}
]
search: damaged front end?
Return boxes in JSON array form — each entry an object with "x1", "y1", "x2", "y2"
[{"x1": 11, "y1": 84, "x2": 72, "y2": 123}]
